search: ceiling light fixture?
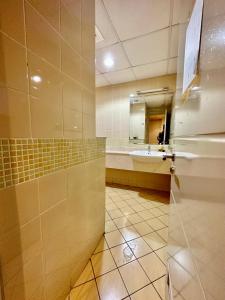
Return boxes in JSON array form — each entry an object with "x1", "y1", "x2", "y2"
[
  {"x1": 129, "y1": 94, "x2": 135, "y2": 97},
  {"x1": 104, "y1": 56, "x2": 114, "y2": 68}
]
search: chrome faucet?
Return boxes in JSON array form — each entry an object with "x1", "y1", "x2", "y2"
[{"x1": 147, "y1": 144, "x2": 151, "y2": 153}]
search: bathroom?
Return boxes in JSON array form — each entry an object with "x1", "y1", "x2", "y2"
[{"x1": 0, "y1": 0, "x2": 224, "y2": 300}]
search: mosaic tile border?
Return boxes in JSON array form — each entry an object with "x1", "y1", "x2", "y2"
[{"x1": 0, "y1": 138, "x2": 105, "y2": 189}]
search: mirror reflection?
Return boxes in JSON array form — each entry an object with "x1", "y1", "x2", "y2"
[{"x1": 129, "y1": 88, "x2": 173, "y2": 145}]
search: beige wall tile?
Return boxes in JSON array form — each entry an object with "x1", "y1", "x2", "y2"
[
  {"x1": 0, "y1": 0, "x2": 25, "y2": 44},
  {"x1": 30, "y1": 95, "x2": 63, "y2": 138},
  {"x1": 61, "y1": 40, "x2": 81, "y2": 82},
  {"x1": 25, "y1": 2, "x2": 60, "y2": 68},
  {"x1": 28, "y1": 52, "x2": 63, "y2": 137},
  {"x1": 0, "y1": 88, "x2": 31, "y2": 138},
  {"x1": 41, "y1": 200, "x2": 68, "y2": 244},
  {"x1": 0, "y1": 181, "x2": 39, "y2": 236},
  {"x1": 27, "y1": 0, "x2": 60, "y2": 30},
  {"x1": 63, "y1": 108, "x2": 83, "y2": 138},
  {"x1": 39, "y1": 170, "x2": 67, "y2": 213},
  {"x1": 60, "y1": 2, "x2": 81, "y2": 53},
  {"x1": 0, "y1": 32, "x2": 28, "y2": 92},
  {"x1": 62, "y1": 75, "x2": 82, "y2": 111}
]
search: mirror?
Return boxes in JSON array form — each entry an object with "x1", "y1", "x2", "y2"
[{"x1": 129, "y1": 89, "x2": 173, "y2": 145}]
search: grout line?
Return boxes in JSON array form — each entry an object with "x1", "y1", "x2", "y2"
[{"x1": 89, "y1": 258, "x2": 101, "y2": 300}]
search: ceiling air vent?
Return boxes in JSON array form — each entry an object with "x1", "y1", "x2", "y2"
[{"x1": 95, "y1": 26, "x2": 104, "y2": 43}]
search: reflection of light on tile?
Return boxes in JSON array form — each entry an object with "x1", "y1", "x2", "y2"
[{"x1": 31, "y1": 75, "x2": 42, "y2": 83}]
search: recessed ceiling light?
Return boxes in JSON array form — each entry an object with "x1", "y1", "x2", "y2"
[
  {"x1": 104, "y1": 56, "x2": 114, "y2": 68},
  {"x1": 31, "y1": 75, "x2": 42, "y2": 83},
  {"x1": 129, "y1": 94, "x2": 135, "y2": 97}
]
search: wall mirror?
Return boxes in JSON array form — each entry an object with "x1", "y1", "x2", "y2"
[{"x1": 129, "y1": 88, "x2": 173, "y2": 145}]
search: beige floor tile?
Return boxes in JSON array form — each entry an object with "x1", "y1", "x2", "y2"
[
  {"x1": 143, "y1": 232, "x2": 166, "y2": 250},
  {"x1": 75, "y1": 261, "x2": 94, "y2": 286},
  {"x1": 158, "y1": 215, "x2": 169, "y2": 226},
  {"x1": 105, "y1": 220, "x2": 117, "y2": 233},
  {"x1": 96, "y1": 269, "x2": 128, "y2": 300},
  {"x1": 70, "y1": 280, "x2": 99, "y2": 300},
  {"x1": 108, "y1": 208, "x2": 123, "y2": 219},
  {"x1": 128, "y1": 237, "x2": 153, "y2": 258},
  {"x1": 94, "y1": 237, "x2": 109, "y2": 254},
  {"x1": 119, "y1": 260, "x2": 150, "y2": 294},
  {"x1": 155, "y1": 246, "x2": 168, "y2": 265},
  {"x1": 126, "y1": 213, "x2": 143, "y2": 225},
  {"x1": 139, "y1": 252, "x2": 166, "y2": 281},
  {"x1": 157, "y1": 227, "x2": 168, "y2": 242},
  {"x1": 159, "y1": 205, "x2": 170, "y2": 214},
  {"x1": 120, "y1": 225, "x2": 140, "y2": 241},
  {"x1": 91, "y1": 250, "x2": 116, "y2": 277},
  {"x1": 106, "y1": 202, "x2": 117, "y2": 211},
  {"x1": 150, "y1": 207, "x2": 165, "y2": 217},
  {"x1": 147, "y1": 217, "x2": 166, "y2": 231},
  {"x1": 137, "y1": 210, "x2": 155, "y2": 221},
  {"x1": 132, "y1": 204, "x2": 145, "y2": 212},
  {"x1": 130, "y1": 284, "x2": 161, "y2": 300},
  {"x1": 105, "y1": 212, "x2": 111, "y2": 221},
  {"x1": 111, "y1": 243, "x2": 135, "y2": 267},
  {"x1": 133, "y1": 221, "x2": 153, "y2": 236},
  {"x1": 113, "y1": 216, "x2": 132, "y2": 229},
  {"x1": 141, "y1": 202, "x2": 155, "y2": 209},
  {"x1": 115, "y1": 200, "x2": 127, "y2": 208},
  {"x1": 121, "y1": 206, "x2": 135, "y2": 216},
  {"x1": 153, "y1": 275, "x2": 167, "y2": 299},
  {"x1": 105, "y1": 230, "x2": 125, "y2": 248}
]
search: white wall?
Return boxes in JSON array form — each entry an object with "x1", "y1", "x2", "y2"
[{"x1": 96, "y1": 75, "x2": 177, "y2": 145}]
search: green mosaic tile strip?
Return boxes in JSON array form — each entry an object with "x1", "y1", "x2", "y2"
[{"x1": 0, "y1": 138, "x2": 105, "y2": 189}]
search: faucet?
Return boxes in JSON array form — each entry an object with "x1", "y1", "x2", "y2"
[{"x1": 147, "y1": 144, "x2": 151, "y2": 153}]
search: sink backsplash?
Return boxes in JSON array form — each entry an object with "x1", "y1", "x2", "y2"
[{"x1": 106, "y1": 137, "x2": 169, "y2": 152}]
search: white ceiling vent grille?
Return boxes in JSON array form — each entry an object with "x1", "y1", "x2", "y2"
[{"x1": 95, "y1": 26, "x2": 104, "y2": 43}]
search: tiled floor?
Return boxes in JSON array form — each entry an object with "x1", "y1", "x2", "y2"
[{"x1": 69, "y1": 185, "x2": 170, "y2": 300}]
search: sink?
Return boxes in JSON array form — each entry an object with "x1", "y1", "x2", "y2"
[{"x1": 129, "y1": 150, "x2": 166, "y2": 163}]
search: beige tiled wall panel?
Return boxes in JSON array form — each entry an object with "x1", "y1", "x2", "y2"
[
  {"x1": 0, "y1": 1, "x2": 104, "y2": 300},
  {"x1": 106, "y1": 168, "x2": 171, "y2": 192}
]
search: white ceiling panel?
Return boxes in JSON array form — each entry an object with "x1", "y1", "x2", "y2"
[
  {"x1": 132, "y1": 60, "x2": 167, "y2": 80},
  {"x1": 96, "y1": 43, "x2": 130, "y2": 73},
  {"x1": 103, "y1": 0, "x2": 170, "y2": 41},
  {"x1": 95, "y1": 0, "x2": 119, "y2": 49},
  {"x1": 168, "y1": 57, "x2": 177, "y2": 74},
  {"x1": 123, "y1": 28, "x2": 169, "y2": 66},
  {"x1": 105, "y1": 68, "x2": 136, "y2": 85},
  {"x1": 170, "y1": 25, "x2": 179, "y2": 58},
  {"x1": 96, "y1": 74, "x2": 109, "y2": 87}
]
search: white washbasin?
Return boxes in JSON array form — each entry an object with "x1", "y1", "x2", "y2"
[{"x1": 129, "y1": 150, "x2": 166, "y2": 163}]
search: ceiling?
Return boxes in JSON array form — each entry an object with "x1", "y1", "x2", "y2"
[{"x1": 95, "y1": 0, "x2": 181, "y2": 87}]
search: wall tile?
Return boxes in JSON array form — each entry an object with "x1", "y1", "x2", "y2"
[
  {"x1": 39, "y1": 170, "x2": 67, "y2": 213},
  {"x1": 0, "y1": 0, "x2": 25, "y2": 45},
  {"x1": 60, "y1": 2, "x2": 81, "y2": 53},
  {"x1": 25, "y1": 2, "x2": 60, "y2": 68},
  {"x1": 63, "y1": 108, "x2": 83, "y2": 138},
  {"x1": 30, "y1": 96, "x2": 63, "y2": 138},
  {"x1": 61, "y1": 40, "x2": 81, "y2": 82},
  {"x1": 0, "y1": 88, "x2": 31, "y2": 138},
  {"x1": 62, "y1": 75, "x2": 82, "y2": 111},
  {"x1": 0, "y1": 32, "x2": 28, "y2": 92},
  {"x1": 27, "y1": 0, "x2": 60, "y2": 30}
]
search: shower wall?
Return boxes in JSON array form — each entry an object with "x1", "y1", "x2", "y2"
[{"x1": 0, "y1": 1, "x2": 105, "y2": 300}]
